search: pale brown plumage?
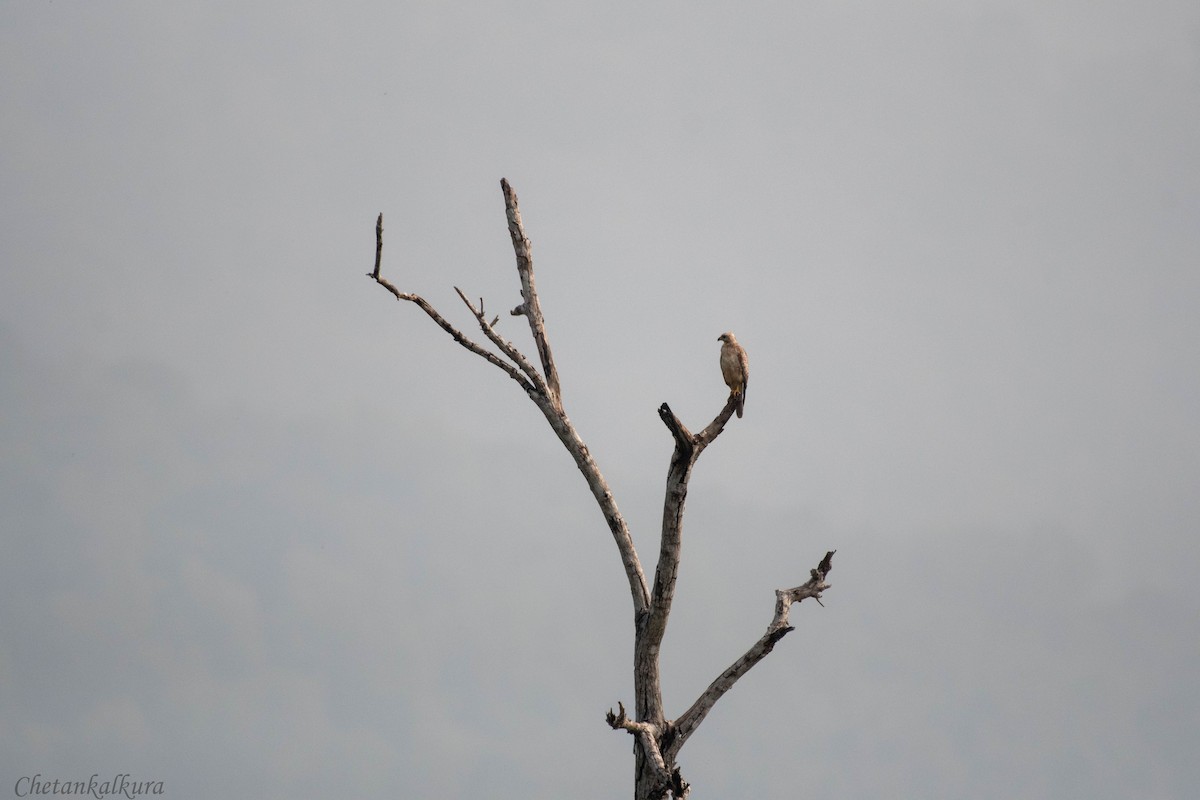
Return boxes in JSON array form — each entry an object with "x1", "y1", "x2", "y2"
[{"x1": 718, "y1": 332, "x2": 749, "y2": 418}]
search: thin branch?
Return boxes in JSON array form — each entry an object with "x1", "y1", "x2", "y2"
[
  {"x1": 366, "y1": 215, "x2": 534, "y2": 391},
  {"x1": 665, "y1": 551, "x2": 834, "y2": 761},
  {"x1": 453, "y1": 286, "x2": 547, "y2": 394},
  {"x1": 502, "y1": 178, "x2": 562, "y2": 407},
  {"x1": 692, "y1": 394, "x2": 741, "y2": 451},
  {"x1": 544, "y1": 410, "x2": 651, "y2": 616}
]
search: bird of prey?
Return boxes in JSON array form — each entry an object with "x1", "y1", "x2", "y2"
[{"x1": 718, "y1": 332, "x2": 749, "y2": 418}]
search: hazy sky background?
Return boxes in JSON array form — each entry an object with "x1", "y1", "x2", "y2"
[{"x1": 3, "y1": 2, "x2": 1198, "y2": 797}]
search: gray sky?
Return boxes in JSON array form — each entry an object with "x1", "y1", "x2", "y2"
[{"x1": 2, "y1": 2, "x2": 1198, "y2": 797}]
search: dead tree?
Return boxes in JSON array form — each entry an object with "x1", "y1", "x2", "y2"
[{"x1": 367, "y1": 180, "x2": 834, "y2": 800}]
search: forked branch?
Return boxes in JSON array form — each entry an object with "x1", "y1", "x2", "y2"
[
  {"x1": 606, "y1": 703, "x2": 690, "y2": 800},
  {"x1": 637, "y1": 394, "x2": 742, "y2": 724},
  {"x1": 367, "y1": 187, "x2": 651, "y2": 617},
  {"x1": 665, "y1": 550, "x2": 835, "y2": 760},
  {"x1": 453, "y1": 286, "x2": 547, "y2": 394},
  {"x1": 366, "y1": 217, "x2": 532, "y2": 392}
]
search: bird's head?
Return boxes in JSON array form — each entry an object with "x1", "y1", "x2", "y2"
[{"x1": 718, "y1": 332, "x2": 736, "y2": 344}]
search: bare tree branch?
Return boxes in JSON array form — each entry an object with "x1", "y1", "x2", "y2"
[
  {"x1": 665, "y1": 551, "x2": 835, "y2": 760},
  {"x1": 530, "y1": 398, "x2": 652, "y2": 616},
  {"x1": 366, "y1": 193, "x2": 651, "y2": 617},
  {"x1": 692, "y1": 394, "x2": 742, "y2": 450},
  {"x1": 502, "y1": 178, "x2": 562, "y2": 407},
  {"x1": 453, "y1": 286, "x2": 547, "y2": 393},
  {"x1": 656, "y1": 404, "x2": 694, "y2": 458},
  {"x1": 634, "y1": 395, "x2": 741, "y2": 724},
  {"x1": 366, "y1": 219, "x2": 533, "y2": 392}
]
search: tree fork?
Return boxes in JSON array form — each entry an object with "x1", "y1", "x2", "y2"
[{"x1": 366, "y1": 181, "x2": 834, "y2": 800}]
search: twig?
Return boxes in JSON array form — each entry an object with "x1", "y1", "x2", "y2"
[{"x1": 454, "y1": 286, "x2": 547, "y2": 394}]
